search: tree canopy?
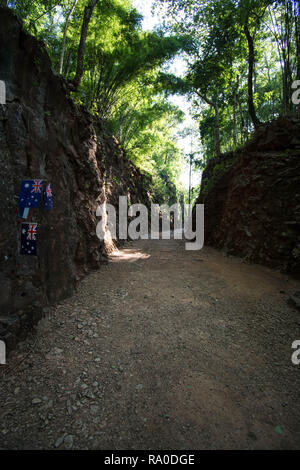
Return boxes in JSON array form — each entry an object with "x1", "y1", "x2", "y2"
[
  {"x1": 3, "y1": 0, "x2": 300, "y2": 192},
  {"x1": 154, "y1": 0, "x2": 300, "y2": 164},
  {"x1": 4, "y1": 0, "x2": 191, "y2": 203}
]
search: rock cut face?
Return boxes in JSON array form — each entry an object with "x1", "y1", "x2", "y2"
[
  {"x1": 0, "y1": 7, "x2": 151, "y2": 348},
  {"x1": 196, "y1": 118, "x2": 300, "y2": 278}
]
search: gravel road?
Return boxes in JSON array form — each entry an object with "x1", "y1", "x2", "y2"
[{"x1": 0, "y1": 238, "x2": 300, "y2": 449}]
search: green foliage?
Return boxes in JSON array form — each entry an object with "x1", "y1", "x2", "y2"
[
  {"x1": 154, "y1": 0, "x2": 300, "y2": 164},
  {"x1": 7, "y1": 0, "x2": 299, "y2": 199},
  {"x1": 6, "y1": 0, "x2": 189, "y2": 203},
  {"x1": 107, "y1": 78, "x2": 185, "y2": 205},
  {"x1": 200, "y1": 157, "x2": 234, "y2": 200}
]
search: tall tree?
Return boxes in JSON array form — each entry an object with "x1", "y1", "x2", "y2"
[
  {"x1": 59, "y1": 0, "x2": 79, "y2": 75},
  {"x1": 69, "y1": 0, "x2": 99, "y2": 91},
  {"x1": 295, "y1": 0, "x2": 300, "y2": 80},
  {"x1": 243, "y1": 7, "x2": 262, "y2": 129}
]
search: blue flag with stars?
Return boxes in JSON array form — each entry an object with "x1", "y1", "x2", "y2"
[
  {"x1": 18, "y1": 180, "x2": 43, "y2": 208},
  {"x1": 20, "y1": 222, "x2": 38, "y2": 256},
  {"x1": 43, "y1": 183, "x2": 53, "y2": 210}
]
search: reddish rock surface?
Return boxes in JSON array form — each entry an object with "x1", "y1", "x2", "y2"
[{"x1": 196, "y1": 118, "x2": 300, "y2": 278}]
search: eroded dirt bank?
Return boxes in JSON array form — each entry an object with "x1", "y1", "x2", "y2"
[{"x1": 0, "y1": 238, "x2": 300, "y2": 449}]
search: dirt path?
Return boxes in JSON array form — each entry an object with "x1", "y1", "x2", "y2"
[{"x1": 1, "y1": 238, "x2": 300, "y2": 450}]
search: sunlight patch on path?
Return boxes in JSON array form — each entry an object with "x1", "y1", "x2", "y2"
[{"x1": 109, "y1": 247, "x2": 151, "y2": 263}]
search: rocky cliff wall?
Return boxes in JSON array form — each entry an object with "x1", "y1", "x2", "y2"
[
  {"x1": 196, "y1": 117, "x2": 300, "y2": 278},
  {"x1": 0, "y1": 8, "x2": 151, "y2": 348}
]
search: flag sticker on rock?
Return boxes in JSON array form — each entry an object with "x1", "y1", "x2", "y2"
[
  {"x1": 20, "y1": 222, "x2": 38, "y2": 255},
  {"x1": 43, "y1": 183, "x2": 53, "y2": 210},
  {"x1": 18, "y1": 179, "x2": 43, "y2": 208}
]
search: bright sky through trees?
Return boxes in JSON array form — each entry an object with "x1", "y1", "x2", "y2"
[
  {"x1": 132, "y1": 0, "x2": 202, "y2": 189},
  {"x1": 5, "y1": 0, "x2": 299, "y2": 197}
]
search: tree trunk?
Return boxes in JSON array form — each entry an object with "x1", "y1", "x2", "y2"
[
  {"x1": 236, "y1": 94, "x2": 246, "y2": 143},
  {"x1": 282, "y1": 0, "x2": 293, "y2": 114},
  {"x1": 195, "y1": 90, "x2": 221, "y2": 157},
  {"x1": 294, "y1": 0, "x2": 300, "y2": 80},
  {"x1": 69, "y1": 0, "x2": 99, "y2": 92},
  {"x1": 282, "y1": 49, "x2": 290, "y2": 114},
  {"x1": 233, "y1": 93, "x2": 237, "y2": 147},
  {"x1": 233, "y1": 75, "x2": 239, "y2": 147},
  {"x1": 188, "y1": 153, "x2": 192, "y2": 206},
  {"x1": 295, "y1": 0, "x2": 300, "y2": 117},
  {"x1": 214, "y1": 103, "x2": 221, "y2": 157},
  {"x1": 244, "y1": 19, "x2": 261, "y2": 130},
  {"x1": 59, "y1": 0, "x2": 78, "y2": 75}
]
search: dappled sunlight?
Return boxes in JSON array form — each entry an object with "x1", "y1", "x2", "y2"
[{"x1": 109, "y1": 247, "x2": 151, "y2": 263}]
